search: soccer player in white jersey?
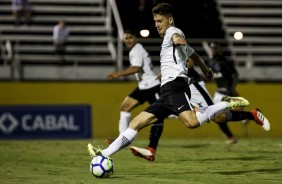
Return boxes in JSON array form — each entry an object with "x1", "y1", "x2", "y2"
[
  {"x1": 106, "y1": 29, "x2": 163, "y2": 144},
  {"x1": 87, "y1": 3, "x2": 249, "y2": 159},
  {"x1": 130, "y1": 64, "x2": 270, "y2": 161}
]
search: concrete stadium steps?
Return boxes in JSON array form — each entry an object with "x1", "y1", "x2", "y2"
[
  {"x1": 2, "y1": 35, "x2": 113, "y2": 43},
  {"x1": 220, "y1": 8, "x2": 282, "y2": 15},
  {"x1": 0, "y1": 25, "x2": 111, "y2": 34},
  {"x1": 222, "y1": 17, "x2": 282, "y2": 25},
  {"x1": 0, "y1": 0, "x2": 115, "y2": 65},
  {"x1": 0, "y1": 15, "x2": 107, "y2": 24},
  {"x1": 17, "y1": 54, "x2": 114, "y2": 64},
  {"x1": 16, "y1": 45, "x2": 110, "y2": 53},
  {"x1": 217, "y1": 0, "x2": 282, "y2": 66},
  {"x1": 1, "y1": 0, "x2": 104, "y2": 4},
  {"x1": 0, "y1": 5, "x2": 106, "y2": 14}
]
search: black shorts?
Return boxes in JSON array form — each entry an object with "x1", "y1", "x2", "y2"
[
  {"x1": 129, "y1": 84, "x2": 161, "y2": 105},
  {"x1": 144, "y1": 77, "x2": 194, "y2": 121}
]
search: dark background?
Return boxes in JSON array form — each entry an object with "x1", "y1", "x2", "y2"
[{"x1": 116, "y1": 0, "x2": 225, "y2": 38}]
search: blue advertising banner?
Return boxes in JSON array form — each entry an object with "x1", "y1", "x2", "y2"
[{"x1": 0, "y1": 105, "x2": 91, "y2": 139}]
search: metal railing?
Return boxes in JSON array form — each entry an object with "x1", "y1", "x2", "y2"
[{"x1": 109, "y1": 0, "x2": 124, "y2": 71}]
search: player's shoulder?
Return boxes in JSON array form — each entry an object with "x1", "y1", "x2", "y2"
[
  {"x1": 166, "y1": 27, "x2": 184, "y2": 37},
  {"x1": 129, "y1": 44, "x2": 140, "y2": 55},
  {"x1": 131, "y1": 43, "x2": 144, "y2": 52}
]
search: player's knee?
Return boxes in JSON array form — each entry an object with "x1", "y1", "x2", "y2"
[
  {"x1": 128, "y1": 121, "x2": 139, "y2": 131},
  {"x1": 120, "y1": 101, "x2": 137, "y2": 112},
  {"x1": 120, "y1": 104, "x2": 131, "y2": 112},
  {"x1": 213, "y1": 112, "x2": 226, "y2": 123},
  {"x1": 183, "y1": 119, "x2": 200, "y2": 129},
  {"x1": 128, "y1": 112, "x2": 153, "y2": 131}
]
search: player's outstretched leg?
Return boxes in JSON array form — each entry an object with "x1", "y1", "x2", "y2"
[
  {"x1": 251, "y1": 108, "x2": 270, "y2": 131},
  {"x1": 222, "y1": 96, "x2": 250, "y2": 109},
  {"x1": 87, "y1": 143, "x2": 103, "y2": 157}
]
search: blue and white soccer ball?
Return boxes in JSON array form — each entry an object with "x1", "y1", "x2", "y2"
[{"x1": 90, "y1": 155, "x2": 114, "y2": 178}]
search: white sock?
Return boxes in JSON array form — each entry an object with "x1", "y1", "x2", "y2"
[
  {"x1": 102, "y1": 128, "x2": 137, "y2": 156},
  {"x1": 119, "y1": 111, "x2": 131, "y2": 134},
  {"x1": 196, "y1": 101, "x2": 229, "y2": 126}
]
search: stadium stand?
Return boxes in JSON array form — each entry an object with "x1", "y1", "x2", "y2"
[
  {"x1": 0, "y1": 0, "x2": 281, "y2": 81},
  {"x1": 0, "y1": 0, "x2": 115, "y2": 65},
  {"x1": 0, "y1": 0, "x2": 228, "y2": 80},
  {"x1": 217, "y1": 0, "x2": 282, "y2": 67}
]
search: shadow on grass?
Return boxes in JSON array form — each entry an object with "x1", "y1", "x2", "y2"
[
  {"x1": 160, "y1": 142, "x2": 210, "y2": 149},
  {"x1": 118, "y1": 168, "x2": 282, "y2": 177},
  {"x1": 201, "y1": 156, "x2": 266, "y2": 161},
  {"x1": 181, "y1": 144, "x2": 210, "y2": 149},
  {"x1": 215, "y1": 168, "x2": 282, "y2": 175}
]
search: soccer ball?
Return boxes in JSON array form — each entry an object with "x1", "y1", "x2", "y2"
[{"x1": 90, "y1": 155, "x2": 114, "y2": 178}]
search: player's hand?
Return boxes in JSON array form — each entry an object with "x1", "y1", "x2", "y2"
[
  {"x1": 205, "y1": 68, "x2": 213, "y2": 79},
  {"x1": 107, "y1": 72, "x2": 119, "y2": 79}
]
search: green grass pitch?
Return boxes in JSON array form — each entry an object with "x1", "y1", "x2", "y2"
[{"x1": 0, "y1": 138, "x2": 282, "y2": 184}]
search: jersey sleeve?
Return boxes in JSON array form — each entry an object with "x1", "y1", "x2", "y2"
[
  {"x1": 186, "y1": 44, "x2": 194, "y2": 56},
  {"x1": 129, "y1": 45, "x2": 143, "y2": 67},
  {"x1": 168, "y1": 27, "x2": 194, "y2": 57}
]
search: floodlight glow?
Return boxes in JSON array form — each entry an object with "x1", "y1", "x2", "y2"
[
  {"x1": 234, "y1": 32, "x2": 243, "y2": 40},
  {"x1": 140, "y1": 30, "x2": 150, "y2": 37}
]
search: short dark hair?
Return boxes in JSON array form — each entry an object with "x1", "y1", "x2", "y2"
[
  {"x1": 152, "y1": 3, "x2": 174, "y2": 18},
  {"x1": 124, "y1": 29, "x2": 138, "y2": 37}
]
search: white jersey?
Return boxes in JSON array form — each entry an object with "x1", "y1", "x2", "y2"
[
  {"x1": 160, "y1": 27, "x2": 194, "y2": 86},
  {"x1": 129, "y1": 43, "x2": 160, "y2": 90},
  {"x1": 53, "y1": 25, "x2": 70, "y2": 44}
]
